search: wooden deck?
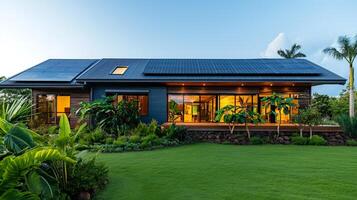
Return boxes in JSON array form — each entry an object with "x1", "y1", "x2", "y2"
[{"x1": 162, "y1": 123, "x2": 342, "y2": 133}]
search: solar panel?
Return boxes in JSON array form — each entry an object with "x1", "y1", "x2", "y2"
[
  {"x1": 12, "y1": 59, "x2": 98, "y2": 82},
  {"x1": 143, "y1": 59, "x2": 322, "y2": 75}
]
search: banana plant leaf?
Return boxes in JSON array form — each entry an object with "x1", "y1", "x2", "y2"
[{"x1": 4, "y1": 126, "x2": 35, "y2": 154}]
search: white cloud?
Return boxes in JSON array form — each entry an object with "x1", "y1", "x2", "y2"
[{"x1": 261, "y1": 33, "x2": 288, "y2": 58}]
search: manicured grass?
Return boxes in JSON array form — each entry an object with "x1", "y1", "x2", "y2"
[{"x1": 96, "y1": 143, "x2": 357, "y2": 200}]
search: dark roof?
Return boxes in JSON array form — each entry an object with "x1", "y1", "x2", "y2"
[
  {"x1": 76, "y1": 58, "x2": 346, "y2": 85},
  {"x1": 0, "y1": 59, "x2": 99, "y2": 88},
  {"x1": 143, "y1": 59, "x2": 321, "y2": 75},
  {"x1": 0, "y1": 58, "x2": 346, "y2": 88},
  {"x1": 11, "y1": 59, "x2": 98, "y2": 82}
]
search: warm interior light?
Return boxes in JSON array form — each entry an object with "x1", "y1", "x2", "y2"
[
  {"x1": 112, "y1": 66, "x2": 128, "y2": 75},
  {"x1": 270, "y1": 83, "x2": 273, "y2": 86},
  {"x1": 292, "y1": 83, "x2": 295, "y2": 86},
  {"x1": 203, "y1": 83, "x2": 206, "y2": 86},
  {"x1": 241, "y1": 83, "x2": 244, "y2": 86},
  {"x1": 182, "y1": 83, "x2": 185, "y2": 86}
]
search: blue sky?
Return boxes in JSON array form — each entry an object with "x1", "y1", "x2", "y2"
[{"x1": 1, "y1": 0, "x2": 357, "y2": 95}]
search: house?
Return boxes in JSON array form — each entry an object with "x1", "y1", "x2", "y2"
[{"x1": 0, "y1": 58, "x2": 346, "y2": 126}]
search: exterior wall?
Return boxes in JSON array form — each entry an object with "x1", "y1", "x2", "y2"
[
  {"x1": 91, "y1": 84, "x2": 168, "y2": 124},
  {"x1": 31, "y1": 84, "x2": 311, "y2": 126},
  {"x1": 32, "y1": 88, "x2": 90, "y2": 127}
]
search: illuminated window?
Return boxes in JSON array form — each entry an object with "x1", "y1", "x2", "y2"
[
  {"x1": 56, "y1": 96, "x2": 71, "y2": 116},
  {"x1": 36, "y1": 94, "x2": 71, "y2": 124},
  {"x1": 117, "y1": 94, "x2": 148, "y2": 116},
  {"x1": 112, "y1": 66, "x2": 128, "y2": 75}
]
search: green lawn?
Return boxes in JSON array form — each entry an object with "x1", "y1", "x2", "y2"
[{"x1": 96, "y1": 143, "x2": 357, "y2": 200}]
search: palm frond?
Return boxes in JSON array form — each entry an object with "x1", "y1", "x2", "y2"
[
  {"x1": 277, "y1": 50, "x2": 288, "y2": 58},
  {"x1": 293, "y1": 52, "x2": 306, "y2": 58},
  {"x1": 323, "y1": 47, "x2": 344, "y2": 60},
  {"x1": 277, "y1": 43, "x2": 306, "y2": 59}
]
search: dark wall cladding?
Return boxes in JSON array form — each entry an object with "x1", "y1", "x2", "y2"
[{"x1": 92, "y1": 84, "x2": 168, "y2": 124}]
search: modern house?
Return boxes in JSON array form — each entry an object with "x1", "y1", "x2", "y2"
[{"x1": 0, "y1": 58, "x2": 346, "y2": 126}]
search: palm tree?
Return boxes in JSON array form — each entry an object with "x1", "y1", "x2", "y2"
[
  {"x1": 277, "y1": 43, "x2": 306, "y2": 59},
  {"x1": 323, "y1": 35, "x2": 357, "y2": 117}
]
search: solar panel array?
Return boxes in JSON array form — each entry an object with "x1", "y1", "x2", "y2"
[
  {"x1": 12, "y1": 59, "x2": 98, "y2": 82},
  {"x1": 143, "y1": 59, "x2": 322, "y2": 75}
]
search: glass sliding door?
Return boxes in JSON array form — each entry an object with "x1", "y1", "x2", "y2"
[
  {"x1": 167, "y1": 93, "x2": 259, "y2": 123},
  {"x1": 200, "y1": 95, "x2": 216, "y2": 122},
  {"x1": 184, "y1": 95, "x2": 200, "y2": 122}
]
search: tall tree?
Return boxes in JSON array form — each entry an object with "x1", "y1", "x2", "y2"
[
  {"x1": 323, "y1": 35, "x2": 357, "y2": 117},
  {"x1": 277, "y1": 43, "x2": 306, "y2": 59}
]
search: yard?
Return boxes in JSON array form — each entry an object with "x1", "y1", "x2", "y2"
[{"x1": 96, "y1": 143, "x2": 357, "y2": 200}]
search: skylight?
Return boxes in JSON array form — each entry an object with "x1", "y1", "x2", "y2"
[{"x1": 112, "y1": 66, "x2": 128, "y2": 75}]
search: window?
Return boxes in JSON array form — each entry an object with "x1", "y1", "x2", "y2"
[
  {"x1": 36, "y1": 94, "x2": 71, "y2": 124},
  {"x1": 112, "y1": 66, "x2": 128, "y2": 75},
  {"x1": 168, "y1": 94, "x2": 258, "y2": 123},
  {"x1": 56, "y1": 96, "x2": 71, "y2": 116},
  {"x1": 168, "y1": 95, "x2": 184, "y2": 122},
  {"x1": 117, "y1": 95, "x2": 148, "y2": 116}
]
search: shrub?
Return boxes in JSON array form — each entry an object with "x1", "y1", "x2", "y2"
[
  {"x1": 164, "y1": 124, "x2": 187, "y2": 141},
  {"x1": 250, "y1": 136, "x2": 265, "y2": 145},
  {"x1": 76, "y1": 97, "x2": 140, "y2": 135},
  {"x1": 114, "y1": 136, "x2": 128, "y2": 146},
  {"x1": 346, "y1": 139, "x2": 357, "y2": 146},
  {"x1": 131, "y1": 120, "x2": 161, "y2": 137},
  {"x1": 105, "y1": 137, "x2": 114, "y2": 144},
  {"x1": 140, "y1": 134, "x2": 159, "y2": 148},
  {"x1": 129, "y1": 134, "x2": 141, "y2": 143},
  {"x1": 308, "y1": 135, "x2": 327, "y2": 145},
  {"x1": 335, "y1": 115, "x2": 357, "y2": 137},
  {"x1": 66, "y1": 157, "x2": 109, "y2": 199},
  {"x1": 291, "y1": 136, "x2": 308, "y2": 145},
  {"x1": 91, "y1": 128, "x2": 106, "y2": 143}
]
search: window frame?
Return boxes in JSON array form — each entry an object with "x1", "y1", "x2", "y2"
[
  {"x1": 36, "y1": 93, "x2": 71, "y2": 124},
  {"x1": 114, "y1": 94, "x2": 149, "y2": 116},
  {"x1": 111, "y1": 66, "x2": 128, "y2": 75}
]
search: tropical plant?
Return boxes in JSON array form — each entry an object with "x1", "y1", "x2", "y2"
[
  {"x1": 215, "y1": 105, "x2": 242, "y2": 134},
  {"x1": 292, "y1": 108, "x2": 304, "y2": 137},
  {"x1": 335, "y1": 114, "x2": 357, "y2": 137},
  {"x1": 65, "y1": 156, "x2": 109, "y2": 199},
  {"x1": 0, "y1": 97, "x2": 32, "y2": 124},
  {"x1": 261, "y1": 93, "x2": 295, "y2": 137},
  {"x1": 277, "y1": 43, "x2": 306, "y2": 59},
  {"x1": 323, "y1": 35, "x2": 357, "y2": 117},
  {"x1": 215, "y1": 102, "x2": 263, "y2": 139},
  {"x1": 77, "y1": 96, "x2": 140, "y2": 135},
  {"x1": 47, "y1": 114, "x2": 87, "y2": 193},
  {"x1": 168, "y1": 100, "x2": 182, "y2": 124},
  {"x1": 0, "y1": 147, "x2": 75, "y2": 199},
  {"x1": 299, "y1": 107, "x2": 322, "y2": 139},
  {"x1": 0, "y1": 118, "x2": 42, "y2": 158},
  {"x1": 236, "y1": 97, "x2": 264, "y2": 139},
  {"x1": 164, "y1": 124, "x2": 187, "y2": 142},
  {"x1": 131, "y1": 120, "x2": 161, "y2": 137},
  {"x1": 311, "y1": 93, "x2": 333, "y2": 119}
]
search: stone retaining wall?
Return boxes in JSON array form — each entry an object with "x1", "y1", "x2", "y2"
[{"x1": 187, "y1": 130, "x2": 349, "y2": 146}]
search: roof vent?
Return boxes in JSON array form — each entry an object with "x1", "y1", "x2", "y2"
[{"x1": 112, "y1": 66, "x2": 128, "y2": 75}]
